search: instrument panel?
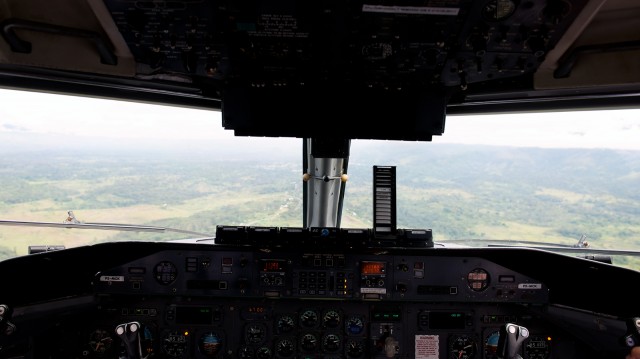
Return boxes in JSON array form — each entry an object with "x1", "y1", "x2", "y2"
[
  {"x1": 0, "y1": 241, "x2": 631, "y2": 359},
  {"x1": 47, "y1": 297, "x2": 558, "y2": 359},
  {"x1": 78, "y1": 246, "x2": 552, "y2": 358},
  {"x1": 93, "y1": 248, "x2": 548, "y2": 303}
]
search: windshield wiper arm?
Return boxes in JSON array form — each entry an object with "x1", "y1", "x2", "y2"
[
  {"x1": 485, "y1": 244, "x2": 640, "y2": 257},
  {"x1": 0, "y1": 211, "x2": 213, "y2": 238},
  {"x1": 444, "y1": 238, "x2": 580, "y2": 248},
  {"x1": 444, "y1": 238, "x2": 640, "y2": 257}
]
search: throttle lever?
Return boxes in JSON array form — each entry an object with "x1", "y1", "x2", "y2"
[
  {"x1": 0, "y1": 304, "x2": 16, "y2": 336},
  {"x1": 623, "y1": 317, "x2": 640, "y2": 347},
  {"x1": 497, "y1": 323, "x2": 529, "y2": 359},
  {"x1": 115, "y1": 322, "x2": 142, "y2": 359}
]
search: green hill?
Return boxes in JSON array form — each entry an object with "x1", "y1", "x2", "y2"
[{"x1": 1, "y1": 143, "x2": 639, "y2": 269}]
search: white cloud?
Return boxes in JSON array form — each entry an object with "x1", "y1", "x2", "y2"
[{"x1": 1, "y1": 123, "x2": 29, "y2": 132}]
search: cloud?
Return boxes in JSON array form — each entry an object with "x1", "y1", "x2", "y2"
[
  {"x1": 620, "y1": 124, "x2": 640, "y2": 131},
  {"x1": 1, "y1": 123, "x2": 29, "y2": 132}
]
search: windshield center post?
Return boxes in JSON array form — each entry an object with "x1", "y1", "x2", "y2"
[{"x1": 302, "y1": 137, "x2": 351, "y2": 228}]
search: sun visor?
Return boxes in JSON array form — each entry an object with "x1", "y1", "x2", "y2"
[
  {"x1": 0, "y1": 0, "x2": 135, "y2": 77},
  {"x1": 535, "y1": 0, "x2": 640, "y2": 90}
]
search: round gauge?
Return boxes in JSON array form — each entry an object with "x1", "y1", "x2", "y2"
[
  {"x1": 154, "y1": 261, "x2": 178, "y2": 285},
  {"x1": 467, "y1": 268, "x2": 490, "y2": 292},
  {"x1": 323, "y1": 309, "x2": 341, "y2": 328},
  {"x1": 162, "y1": 331, "x2": 188, "y2": 358},
  {"x1": 346, "y1": 339, "x2": 365, "y2": 358},
  {"x1": 256, "y1": 346, "x2": 272, "y2": 359},
  {"x1": 524, "y1": 335, "x2": 551, "y2": 359},
  {"x1": 275, "y1": 338, "x2": 295, "y2": 357},
  {"x1": 300, "y1": 332, "x2": 318, "y2": 351},
  {"x1": 245, "y1": 323, "x2": 267, "y2": 344},
  {"x1": 277, "y1": 315, "x2": 296, "y2": 334},
  {"x1": 87, "y1": 329, "x2": 114, "y2": 356},
  {"x1": 346, "y1": 316, "x2": 365, "y2": 335},
  {"x1": 199, "y1": 331, "x2": 223, "y2": 357},
  {"x1": 484, "y1": 330, "x2": 500, "y2": 359},
  {"x1": 322, "y1": 333, "x2": 341, "y2": 352},
  {"x1": 482, "y1": 0, "x2": 517, "y2": 21},
  {"x1": 449, "y1": 335, "x2": 477, "y2": 359},
  {"x1": 238, "y1": 346, "x2": 254, "y2": 359},
  {"x1": 299, "y1": 309, "x2": 319, "y2": 328}
]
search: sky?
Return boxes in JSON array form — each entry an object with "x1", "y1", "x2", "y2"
[{"x1": 1, "y1": 87, "x2": 640, "y2": 151}]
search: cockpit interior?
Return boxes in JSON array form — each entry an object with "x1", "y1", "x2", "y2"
[{"x1": 1, "y1": 0, "x2": 640, "y2": 358}]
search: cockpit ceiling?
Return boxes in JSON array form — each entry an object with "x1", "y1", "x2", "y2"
[
  {"x1": 1, "y1": 0, "x2": 639, "y2": 139},
  {"x1": 535, "y1": 0, "x2": 640, "y2": 90}
]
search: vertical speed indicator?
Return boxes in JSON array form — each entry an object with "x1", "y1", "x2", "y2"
[{"x1": 449, "y1": 335, "x2": 477, "y2": 359}]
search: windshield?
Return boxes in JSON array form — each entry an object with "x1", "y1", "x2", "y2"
[{"x1": 1, "y1": 88, "x2": 639, "y2": 269}]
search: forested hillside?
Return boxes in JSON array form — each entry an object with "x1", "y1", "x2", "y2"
[{"x1": 1, "y1": 142, "x2": 639, "y2": 268}]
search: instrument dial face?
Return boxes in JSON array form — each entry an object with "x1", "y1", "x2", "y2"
[
  {"x1": 346, "y1": 316, "x2": 365, "y2": 335},
  {"x1": 256, "y1": 346, "x2": 272, "y2": 359},
  {"x1": 449, "y1": 335, "x2": 477, "y2": 359},
  {"x1": 323, "y1": 309, "x2": 341, "y2": 328},
  {"x1": 276, "y1": 338, "x2": 295, "y2": 357},
  {"x1": 467, "y1": 268, "x2": 490, "y2": 292},
  {"x1": 525, "y1": 335, "x2": 551, "y2": 359},
  {"x1": 141, "y1": 325, "x2": 155, "y2": 358},
  {"x1": 162, "y1": 331, "x2": 188, "y2": 358},
  {"x1": 199, "y1": 331, "x2": 223, "y2": 357},
  {"x1": 484, "y1": 330, "x2": 500, "y2": 359},
  {"x1": 299, "y1": 309, "x2": 319, "y2": 328},
  {"x1": 346, "y1": 339, "x2": 365, "y2": 358},
  {"x1": 87, "y1": 329, "x2": 114, "y2": 356},
  {"x1": 245, "y1": 323, "x2": 267, "y2": 344},
  {"x1": 154, "y1": 261, "x2": 178, "y2": 285},
  {"x1": 300, "y1": 333, "x2": 318, "y2": 351},
  {"x1": 277, "y1": 315, "x2": 296, "y2": 334},
  {"x1": 482, "y1": 0, "x2": 517, "y2": 21},
  {"x1": 322, "y1": 333, "x2": 341, "y2": 352},
  {"x1": 238, "y1": 346, "x2": 254, "y2": 359}
]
